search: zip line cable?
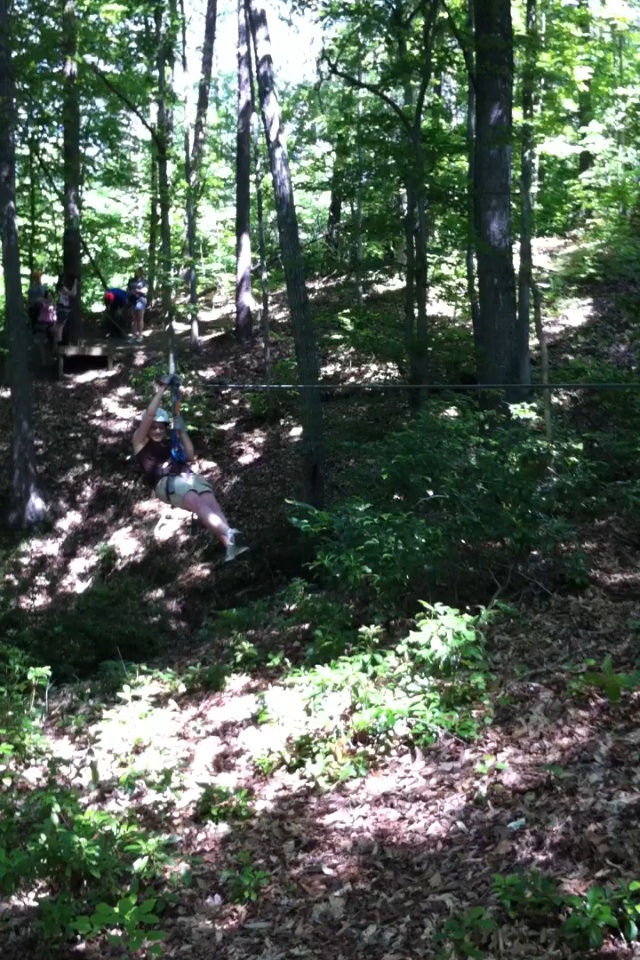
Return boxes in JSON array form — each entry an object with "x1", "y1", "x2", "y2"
[{"x1": 203, "y1": 381, "x2": 640, "y2": 393}]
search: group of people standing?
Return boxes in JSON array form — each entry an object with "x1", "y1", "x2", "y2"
[
  {"x1": 104, "y1": 268, "x2": 148, "y2": 342},
  {"x1": 26, "y1": 266, "x2": 149, "y2": 359},
  {"x1": 26, "y1": 269, "x2": 77, "y2": 360}
]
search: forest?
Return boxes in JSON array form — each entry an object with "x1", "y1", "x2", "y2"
[{"x1": 1, "y1": 0, "x2": 640, "y2": 957}]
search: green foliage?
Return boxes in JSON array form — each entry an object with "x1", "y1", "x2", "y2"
[
  {"x1": 221, "y1": 851, "x2": 270, "y2": 903},
  {"x1": 292, "y1": 401, "x2": 592, "y2": 615},
  {"x1": 0, "y1": 655, "x2": 178, "y2": 953},
  {"x1": 3, "y1": 576, "x2": 171, "y2": 679},
  {"x1": 255, "y1": 603, "x2": 494, "y2": 787},
  {"x1": 493, "y1": 871, "x2": 640, "y2": 950},
  {"x1": 245, "y1": 357, "x2": 300, "y2": 421},
  {"x1": 197, "y1": 579, "x2": 358, "y2": 669},
  {"x1": 194, "y1": 785, "x2": 253, "y2": 824},
  {"x1": 583, "y1": 655, "x2": 640, "y2": 703},
  {"x1": 435, "y1": 907, "x2": 497, "y2": 959}
]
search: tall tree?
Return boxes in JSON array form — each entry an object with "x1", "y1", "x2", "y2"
[
  {"x1": 184, "y1": 0, "x2": 217, "y2": 351},
  {"x1": 518, "y1": 0, "x2": 537, "y2": 346},
  {"x1": 474, "y1": 0, "x2": 528, "y2": 395},
  {"x1": 155, "y1": 1, "x2": 175, "y2": 366},
  {"x1": 148, "y1": 131, "x2": 159, "y2": 303},
  {"x1": 0, "y1": 0, "x2": 45, "y2": 526},
  {"x1": 324, "y1": 0, "x2": 441, "y2": 403},
  {"x1": 464, "y1": 0, "x2": 479, "y2": 341},
  {"x1": 62, "y1": 0, "x2": 81, "y2": 344},
  {"x1": 247, "y1": 0, "x2": 324, "y2": 507},
  {"x1": 235, "y1": 0, "x2": 252, "y2": 341}
]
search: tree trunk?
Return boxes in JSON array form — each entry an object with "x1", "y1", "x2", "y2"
[
  {"x1": 518, "y1": 0, "x2": 536, "y2": 346},
  {"x1": 403, "y1": 183, "x2": 416, "y2": 361},
  {"x1": 412, "y1": 133, "x2": 428, "y2": 401},
  {"x1": 235, "y1": 0, "x2": 253, "y2": 341},
  {"x1": 577, "y1": 0, "x2": 593, "y2": 177},
  {"x1": 354, "y1": 75, "x2": 364, "y2": 306},
  {"x1": 28, "y1": 138, "x2": 36, "y2": 272},
  {"x1": 0, "y1": 0, "x2": 45, "y2": 526},
  {"x1": 474, "y1": 0, "x2": 528, "y2": 397},
  {"x1": 252, "y1": 111, "x2": 270, "y2": 377},
  {"x1": 326, "y1": 132, "x2": 345, "y2": 263},
  {"x1": 185, "y1": 0, "x2": 218, "y2": 351},
  {"x1": 148, "y1": 135, "x2": 159, "y2": 303},
  {"x1": 192, "y1": 0, "x2": 217, "y2": 179},
  {"x1": 466, "y1": 0, "x2": 480, "y2": 342},
  {"x1": 247, "y1": 0, "x2": 324, "y2": 507},
  {"x1": 155, "y1": 2, "x2": 175, "y2": 367},
  {"x1": 62, "y1": 0, "x2": 81, "y2": 344},
  {"x1": 247, "y1": 17, "x2": 271, "y2": 378}
]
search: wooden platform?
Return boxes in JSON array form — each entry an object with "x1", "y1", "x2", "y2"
[{"x1": 57, "y1": 340, "x2": 116, "y2": 378}]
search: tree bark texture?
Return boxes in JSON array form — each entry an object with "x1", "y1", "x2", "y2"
[
  {"x1": 466, "y1": 0, "x2": 480, "y2": 343},
  {"x1": 326, "y1": 132, "x2": 345, "y2": 262},
  {"x1": 235, "y1": 0, "x2": 253, "y2": 341},
  {"x1": 155, "y1": 3, "x2": 175, "y2": 368},
  {"x1": 577, "y1": 0, "x2": 593, "y2": 177},
  {"x1": 518, "y1": 0, "x2": 536, "y2": 346},
  {"x1": 0, "y1": 0, "x2": 45, "y2": 526},
  {"x1": 191, "y1": 0, "x2": 217, "y2": 181},
  {"x1": 247, "y1": 24, "x2": 271, "y2": 377},
  {"x1": 148, "y1": 135, "x2": 159, "y2": 303},
  {"x1": 185, "y1": 0, "x2": 218, "y2": 351},
  {"x1": 247, "y1": 0, "x2": 324, "y2": 508},
  {"x1": 474, "y1": 0, "x2": 528, "y2": 396},
  {"x1": 62, "y1": 0, "x2": 82, "y2": 344}
]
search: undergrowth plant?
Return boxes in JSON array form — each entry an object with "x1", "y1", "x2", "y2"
[
  {"x1": 291, "y1": 399, "x2": 594, "y2": 615},
  {"x1": 253, "y1": 602, "x2": 495, "y2": 787},
  {"x1": 0, "y1": 649, "x2": 182, "y2": 954},
  {"x1": 438, "y1": 872, "x2": 640, "y2": 957}
]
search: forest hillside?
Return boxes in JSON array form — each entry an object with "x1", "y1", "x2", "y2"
[{"x1": 2, "y1": 0, "x2": 640, "y2": 958}]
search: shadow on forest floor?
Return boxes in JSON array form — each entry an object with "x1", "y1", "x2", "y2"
[{"x1": 2, "y1": 259, "x2": 640, "y2": 957}]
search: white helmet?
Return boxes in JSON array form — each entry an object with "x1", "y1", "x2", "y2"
[{"x1": 153, "y1": 408, "x2": 170, "y2": 423}]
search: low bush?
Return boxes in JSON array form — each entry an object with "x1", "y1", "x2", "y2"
[{"x1": 292, "y1": 399, "x2": 593, "y2": 615}]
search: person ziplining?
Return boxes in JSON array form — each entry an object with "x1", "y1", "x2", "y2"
[{"x1": 132, "y1": 374, "x2": 249, "y2": 562}]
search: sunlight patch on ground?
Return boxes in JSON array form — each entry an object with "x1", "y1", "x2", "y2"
[
  {"x1": 370, "y1": 277, "x2": 405, "y2": 296},
  {"x1": 546, "y1": 298, "x2": 594, "y2": 337},
  {"x1": 68, "y1": 368, "x2": 117, "y2": 385},
  {"x1": 97, "y1": 393, "x2": 140, "y2": 422},
  {"x1": 60, "y1": 551, "x2": 100, "y2": 594},
  {"x1": 55, "y1": 509, "x2": 84, "y2": 534},
  {"x1": 107, "y1": 524, "x2": 145, "y2": 560}
]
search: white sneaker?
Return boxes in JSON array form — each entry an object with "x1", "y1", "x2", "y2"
[{"x1": 225, "y1": 529, "x2": 249, "y2": 563}]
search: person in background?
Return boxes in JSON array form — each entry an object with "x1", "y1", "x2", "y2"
[
  {"x1": 132, "y1": 376, "x2": 249, "y2": 562},
  {"x1": 34, "y1": 290, "x2": 57, "y2": 364},
  {"x1": 104, "y1": 286, "x2": 129, "y2": 337},
  {"x1": 26, "y1": 270, "x2": 46, "y2": 331},
  {"x1": 127, "y1": 267, "x2": 148, "y2": 344},
  {"x1": 56, "y1": 272, "x2": 78, "y2": 344}
]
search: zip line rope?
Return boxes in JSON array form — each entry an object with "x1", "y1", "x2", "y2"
[{"x1": 202, "y1": 381, "x2": 640, "y2": 392}]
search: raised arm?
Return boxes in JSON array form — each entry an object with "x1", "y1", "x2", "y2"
[{"x1": 132, "y1": 383, "x2": 167, "y2": 453}]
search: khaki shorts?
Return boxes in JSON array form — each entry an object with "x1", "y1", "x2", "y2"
[{"x1": 155, "y1": 473, "x2": 213, "y2": 509}]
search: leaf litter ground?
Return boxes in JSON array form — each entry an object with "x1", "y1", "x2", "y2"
[{"x1": 1, "y1": 276, "x2": 640, "y2": 958}]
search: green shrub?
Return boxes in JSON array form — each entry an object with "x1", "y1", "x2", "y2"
[
  {"x1": 255, "y1": 603, "x2": 494, "y2": 786},
  {"x1": 0, "y1": 658, "x2": 177, "y2": 951},
  {"x1": 8, "y1": 576, "x2": 170, "y2": 679},
  {"x1": 292, "y1": 400, "x2": 592, "y2": 614}
]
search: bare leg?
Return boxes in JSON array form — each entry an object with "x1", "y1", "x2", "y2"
[
  {"x1": 133, "y1": 308, "x2": 144, "y2": 337},
  {"x1": 181, "y1": 490, "x2": 231, "y2": 545}
]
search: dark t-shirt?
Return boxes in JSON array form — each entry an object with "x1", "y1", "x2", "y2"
[
  {"x1": 106, "y1": 287, "x2": 128, "y2": 307},
  {"x1": 136, "y1": 438, "x2": 190, "y2": 487}
]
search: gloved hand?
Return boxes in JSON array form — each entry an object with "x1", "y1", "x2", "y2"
[
  {"x1": 160, "y1": 373, "x2": 182, "y2": 387},
  {"x1": 173, "y1": 415, "x2": 187, "y2": 433}
]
